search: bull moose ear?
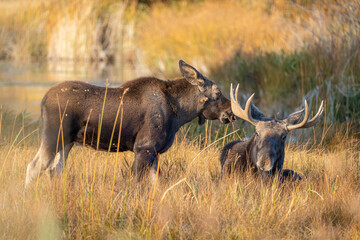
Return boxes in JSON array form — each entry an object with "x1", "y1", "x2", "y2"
[
  {"x1": 283, "y1": 108, "x2": 305, "y2": 125},
  {"x1": 250, "y1": 103, "x2": 266, "y2": 121},
  {"x1": 179, "y1": 60, "x2": 205, "y2": 87}
]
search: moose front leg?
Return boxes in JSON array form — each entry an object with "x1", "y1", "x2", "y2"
[{"x1": 133, "y1": 147, "x2": 160, "y2": 182}]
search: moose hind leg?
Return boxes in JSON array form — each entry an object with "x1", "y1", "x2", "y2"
[
  {"x1": 25, "y1": 149, "x2": 41, "y2": 187},
  {"x1": 50, "y1": 143, "x2": 74, "y2": 178},
  {"x1": 25, "y1": 142, "x2": 56, "y2": 187}
]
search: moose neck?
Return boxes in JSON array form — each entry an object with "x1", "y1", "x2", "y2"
[
  {"x1": 166, "y1": 78, "x2": 204, "y2": 127},
  {"x1": 245, "y1": 135, "x2": 257, "y2": 168}
]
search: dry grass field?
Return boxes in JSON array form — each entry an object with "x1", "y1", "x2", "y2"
[
  {"x1": 0, "y1": 111, "x2": 359, "y2": 239},
  {"x1": 0, "y1": 0, "x2": 360, "y2": 239}
]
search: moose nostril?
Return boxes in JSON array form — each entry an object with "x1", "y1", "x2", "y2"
[
  {"x1": 221, "y1": 111, "x2": 233, "y2": 123},
  {"x1": 225, "y1": 111, "x2": 235, "y2": 121}
]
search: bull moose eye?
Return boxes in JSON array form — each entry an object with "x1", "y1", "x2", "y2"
[{"x1": 281, "y1": 135, "x2": 286, "y2": 141}]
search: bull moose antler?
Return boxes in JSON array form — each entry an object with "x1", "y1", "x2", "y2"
[
  {"x1": 230, "y1": 83, "x2": 324, "y2": 130},
  {"x1": 230, "y1": 84, "x2": 258, "y2": 126},
  {"x1": 286, "y1": 100, "x2": 324, "y2": 130}
]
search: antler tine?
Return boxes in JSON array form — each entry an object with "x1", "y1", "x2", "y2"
[
  {"x1": 301, "y1": 100, "x2": 324, "y2": 128},
  {"x1": 230, "y1": 83, "x2": 236, "y2": 105},
  {"x1": 287, "y1": 100, "x2": 325, "y2": 130},
  {"x1": 235, "y1": 84, "x2": 240, "y2": 105},
  {"x1": 230, "y1": 83, "x2": 258, "y2": 126},
  {"x1": 286, "y1": 100, "x2": 310, "y2": 131}
]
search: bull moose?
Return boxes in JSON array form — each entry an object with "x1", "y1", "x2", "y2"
[
  {"x1": 25, "y1": 60, "x2": 237, "y2": 186},
  {"x1": 220, "y1": 84, "x2": 324, "y2": 181}
]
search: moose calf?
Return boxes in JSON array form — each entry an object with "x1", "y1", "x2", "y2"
[
  {"x1": 26, "y1": 60, "x2": 236, "y2": 186},
  {"x1": 220, "y1": 84, "x2": 324, "y2": 181}
]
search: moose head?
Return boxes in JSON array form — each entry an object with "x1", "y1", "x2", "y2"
[
  {"x1": 179, "y1": 60, "x2": 234, "y2": 124},
  {"x1": 229, "y1": 84, "x2": 324, "y2": 173}
]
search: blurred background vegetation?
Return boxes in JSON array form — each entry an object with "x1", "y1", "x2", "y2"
[{"x1": 0, "y1": 0, "x2": 359, "y2": 133}]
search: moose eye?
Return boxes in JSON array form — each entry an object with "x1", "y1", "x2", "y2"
[
  {"x1": 281, "y1": 135, "x2": 287, "y2": 141},
  {"x1": 214, "y1": 91, "x2": 221, "y2": 99}
]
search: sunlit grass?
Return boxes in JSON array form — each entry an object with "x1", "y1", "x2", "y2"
[
  {"x1": 137, "y1": 0, "x2": 307, "y2": 73},
  {"x1": 0, "y1": 110, "x2": 359, "y2": 239}
]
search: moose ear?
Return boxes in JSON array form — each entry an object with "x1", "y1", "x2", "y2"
[
  {"x1": 283, "y1": 108, "x2": 305, "y2": 125},
  {"x1": 179, "y1": 60, "x2": 205, "y2": 86},
  {"x1": 250, "y1": 103, "x2": 266, "y2": 121}
]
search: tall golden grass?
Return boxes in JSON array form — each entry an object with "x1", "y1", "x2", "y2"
[{"x1": 0, "y1": 110, "x2": 359, "y2": 239}]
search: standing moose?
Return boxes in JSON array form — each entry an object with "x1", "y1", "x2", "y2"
[
  {"x1": 25, "y1": 60, "x2": 235, "y2": 186},
  {"x1": 220, "y1": 84, "x2": 324, "y2": 181}
]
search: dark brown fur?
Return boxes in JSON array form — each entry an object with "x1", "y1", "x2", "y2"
[
  {"x1": 220, "y1": 87, "x2": 323, "y2": 182},
  {"x1": 220, "y1": 117, "x2": 305, "y2": 181},
  {"x1": 25, "y1": 60, "x2": 234, "y2": 185}
]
